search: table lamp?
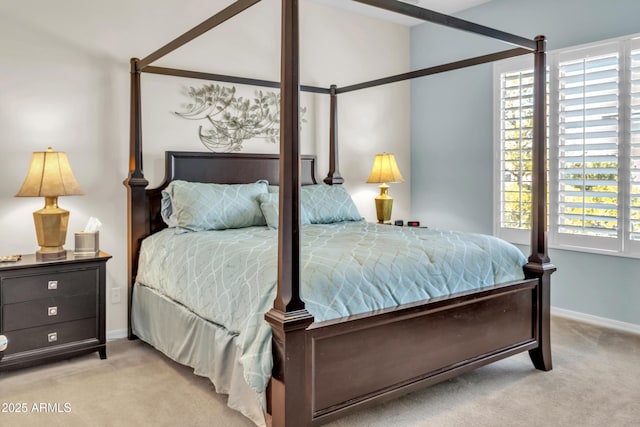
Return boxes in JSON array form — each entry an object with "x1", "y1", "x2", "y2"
[
  {"x1": 366, "y1": 153, "x2": 404, "y2": 223},
  {"x1": 15, "y1": 147, "x2": 84, "y2": 261}
]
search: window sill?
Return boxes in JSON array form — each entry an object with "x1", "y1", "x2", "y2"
[{"x1": 503, "y1": 235, "x2": 640, "y2": 260}]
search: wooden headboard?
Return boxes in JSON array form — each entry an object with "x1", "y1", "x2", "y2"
[{"x1": 158, "y1": 151, "x2": 318, "y2": 186}]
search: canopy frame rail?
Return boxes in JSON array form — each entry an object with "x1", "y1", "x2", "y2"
[
  {"x1": 337, "y1": 47, "x2": 532, "y2": 94},
  {"x1": 137, "y1": 0, "x2": 262, "y2": 70},
  {"x1": 142, "y1": 65, "x2": 330, "y2": 94},
  {"x1": 354, "y1": 0, "x2": 537, "y2": 50}
]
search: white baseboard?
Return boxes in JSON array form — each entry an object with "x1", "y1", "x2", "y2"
[
  {"x1": 551, "y1": 306, "x2": 640, "y2": 336},
  {"x1": 106, "y1": 329, "x2": 128, "y2": 341}
]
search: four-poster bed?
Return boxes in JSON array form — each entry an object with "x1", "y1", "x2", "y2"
[{"x1": 124, "y1": 1, "x2": 555, "y2": 426}]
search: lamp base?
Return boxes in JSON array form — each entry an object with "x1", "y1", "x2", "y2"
[
  {"x1": 36, "y1": 248, "x2": 67, "y2": 261},
  {"x1": 33, "y1": 196, "x2": 69, "y2": 261},
  {"x1": 374, "y1": 184, "x2": 393, "y2": 224}
]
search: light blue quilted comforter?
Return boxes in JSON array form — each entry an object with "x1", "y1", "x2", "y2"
[{"x1": 135, "y1": 221, "x2": 526, "y2": 394}]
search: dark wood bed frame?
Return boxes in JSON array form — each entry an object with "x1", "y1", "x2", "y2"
[{"x1": 124, "y1": 1, "x2": 555, "y2": 426}]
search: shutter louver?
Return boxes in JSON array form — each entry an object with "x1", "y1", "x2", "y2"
[
  {"x1": 631, "y1": 46, "x2": 640, "y2": 241},
  {"x1": 557, "y1": 52, "x2": 619, "y2": 238}
]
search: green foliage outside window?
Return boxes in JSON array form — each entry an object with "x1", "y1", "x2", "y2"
[{"x1": 500, "y1": 71, "x2": 533, "y2": 230}]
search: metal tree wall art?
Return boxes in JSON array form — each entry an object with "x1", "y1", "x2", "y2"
[{"x1": 174, "y1": 84, "x2": 306, "y2": 152}]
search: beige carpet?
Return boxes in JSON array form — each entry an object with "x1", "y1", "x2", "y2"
[{"x1": 0, "y1": 316, "x2": 638, "y2": 427}]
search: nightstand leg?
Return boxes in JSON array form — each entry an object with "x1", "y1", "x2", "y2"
[{"x1": 99, "y1": 347, "x2": 107, "y2": 360}]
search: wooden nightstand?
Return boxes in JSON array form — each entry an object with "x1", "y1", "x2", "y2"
[{"x1": 0, "y1": 251, "x2": 111, "y2": 371}]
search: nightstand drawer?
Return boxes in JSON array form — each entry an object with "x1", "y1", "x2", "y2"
[
  {"x1": 3, "y1": 293, "x2": 97, "y2": 331},
  {"x1": 2, "y1": 318, "x2": 97, "y2": 356},
  {"x1": 1, "y1": 269, "x2": 97, "y2": 304}
]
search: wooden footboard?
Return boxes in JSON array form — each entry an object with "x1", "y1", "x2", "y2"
[{"x1": 304, "y1": 279, "x2": 539, "y2": 425}]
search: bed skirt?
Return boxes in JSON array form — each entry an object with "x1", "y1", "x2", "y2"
[{"x1": 131, "y1": 284, "x2": 267, "y2": 426}]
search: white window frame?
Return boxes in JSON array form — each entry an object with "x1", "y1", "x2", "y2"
[{"x1": 494, "y1": 33, "x2": 640, "y2": 259}]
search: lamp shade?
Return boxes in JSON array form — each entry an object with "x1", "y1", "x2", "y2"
[
  {"x1": 366, "y1": 153, "x2": 405, "y2": 184},
  {"x1": 15, "y1": 147, "x2": 84, "y2": 197}
]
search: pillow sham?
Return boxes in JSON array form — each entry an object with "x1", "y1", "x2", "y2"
[
  {"x1": 257, "y1": 193, "x2": 311, "y2": 229},
  {"x1": 161, "y1": 180, "x2": 268, "y2": 232},
  {"x1": 300, "y1": 184, "x2": 362, "y2": 224}
]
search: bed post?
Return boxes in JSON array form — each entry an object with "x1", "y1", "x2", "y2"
[
  {"x1": 324, "y1": 84, "x2": 344, "y2": 185},
  {"x1": 524, "y1": 35, "x2": 555, "y2": 371},
  {"x1": 264, "y1": 0, "x2": 314, "y2": 425},
  {"x1": 124, "y1": 58, "x2": 149, "y2": 340}
]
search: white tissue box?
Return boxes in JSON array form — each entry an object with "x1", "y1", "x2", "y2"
[{"x1": 74, "y1": 231, "x2": 99, "y2": 257}]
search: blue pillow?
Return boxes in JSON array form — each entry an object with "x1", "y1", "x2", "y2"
[
  {"x1": 258, "y1": 184, "x2": 361, "y2": 226},
  {"x1": 300, "y1": 184, "x2": 362, "y2": 224},
  {"x1": 161, "y1": 180, "x2": 268, "y2": 231},
  {"x1": 257, "y1": 193, "x2": 311, "y2": 229}
]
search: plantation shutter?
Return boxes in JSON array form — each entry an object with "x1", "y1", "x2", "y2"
[
  {"x1": 497, "y1": 36, "x2": 640, "y2": 256},
  {"x1": 557, "y1": 50, "x2": 620, "y2": 238},
  {"x1": 631, "y1": 45, "x2": 640, "y2": 241},
  {"x1": 499, "y1": 69, "x2": 534, "y2": 230}
]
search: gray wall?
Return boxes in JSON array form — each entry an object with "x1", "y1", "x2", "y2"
[{"x1": 410, "y1": 0, "x2": 640, "y2": 325}]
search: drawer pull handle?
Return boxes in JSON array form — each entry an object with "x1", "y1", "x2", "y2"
[
  {"x1": 48, "y1": 281, "x2": 58, "y2": 290},
  {"x1": 47, "y1": 332, "x2": 58, "y2": 343},
  {"x1": 0, "y1": 335, "x2": 7, "y2": 352},
  {"x1": 48, "y1": 306, "x2": 58, "y2": 316}
]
